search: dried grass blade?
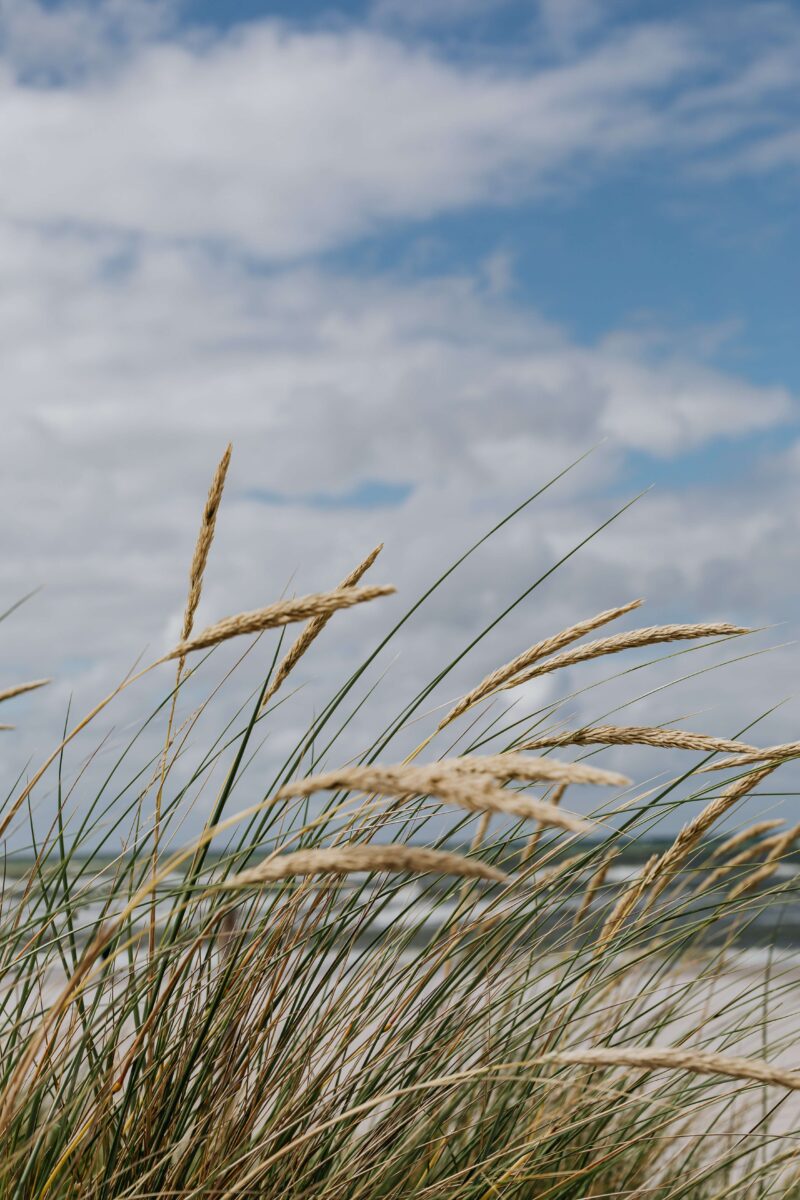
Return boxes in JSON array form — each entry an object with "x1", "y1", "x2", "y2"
[
  {"x1": 260, "y1": 544, "x2": 383, "y2": 710},
  {"x1": 597, "y1": 853, "x2": 659, "y2": 951},
  {"x1": 501, "y1": 623, "x2": 750, "y2": 690},
  {"x1": 275, "y1": 756, "x2": 627, "y2": 802},
  {"x1": 435, "y1": 779, "x2": 592, "y2": 834},
  {"x1": 520, "y1": 724, "x2": 757, "y2": 754},
  {"x1": 167, "y1": 584, "x2": 395, "y2": 659},
  {"x1": 446, "y1": 753, "x2": 629, "y2": 788},
  {"x1": 708, "y1": 820, "x2": 785, "y2": 862},
  {"x1": 0, "y1": 679, "x2": 51, "y2": 705},
  {"x1": 178, "y1": 443, "x2": 232, "y2": 668},
  {"x1": 274, "y1": 754, "x2": 625, "y2": 832},
  {"x1": 549, "y1": 1046, "x2": 800, "y2": 1091},
  {"x1": 728, "y1": 821, "x2": 800, "y2": 901},
  {"x1": 700, "y1": 741, "x2": 800, "y2": 772},
  {"x1": 439, "y1": 599, "x2": 643, "y2": 728},
  {"x1": 700, "y1": 831, "x2": 787, "y2": 895},
  {"x1": 644, "y1": 765, "x2": 777, "y2": 908},
  {"x1": 220, "y1": 845, "x2": 507, "y2": 889}
]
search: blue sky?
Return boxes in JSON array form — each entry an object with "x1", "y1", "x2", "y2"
[
  {"x1": 183, "y1": 0, "x2": 800, "y2": 391},
  {"x1": 2, "y1": 0, "x2": 800, "y2": 832}
]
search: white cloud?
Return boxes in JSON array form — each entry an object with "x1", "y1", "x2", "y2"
[
  {"x1": 0, "y1": 8, "x2": 695, "y2": 256},
  {"x1": 1, "y1": 223, "x2": 798, "y2": 843},
  {"x1": 2, "y1": 0, "x2": 800, "y2": 841},
  {"x1": 0, "y1": 1, "x2": 798, "y2": 258},
  {"x1": 0, "y1": 0, "x2": 174, "y2": 79}
]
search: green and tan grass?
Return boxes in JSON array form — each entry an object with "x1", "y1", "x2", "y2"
[{"x1": 1, "y1": 446, "x2": 800, "y2": 1198}]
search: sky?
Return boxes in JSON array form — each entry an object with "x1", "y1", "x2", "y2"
[{"x1": 1, "y1": 0, "x2": 800, "y2": 841}]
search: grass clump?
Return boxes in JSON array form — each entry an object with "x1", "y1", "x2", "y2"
[{"x1": 2, "y1": 446, "x2": 800, "y2": 1199}]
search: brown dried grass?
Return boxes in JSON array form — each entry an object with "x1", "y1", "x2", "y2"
[
  {"x1": 272, "y1": 754, "x2": 629, "y2": 835},
  {"x1": 260, "y1": 544, "x2": 383, "y2": 710},
  {"x1": 728, "y1": 820, "x2": 800, "y2": 901},
  {"x1": 0, "y1": 679, "x2": 51, "y2": 705},
  {"x1": 167, "y1": 585, "x2": 395, "y2": 659},
  {"x1": 549, "y1": 1046, "x2": 800, "y2": 1092},
  {"x1": 220, "y1": 844, "x2": 508, "y2": 889},
  {"x1": 643, "y1": 765, "x2": 778, "y2": 908},
  {"x1": 501, "y1": 623, "x2": 750, "y2": 689},
  {"x1": 439, "y1": 599, "x2": 643, "y2": 728},
  {"x1": 519, "y1": 724, "x2": 757, "y2": 755},
  {"x1": 700, "y1": 741, "x2": 800, "y2": 772},
  {"x1": 178, "y1": 443, "x2": 232, "y2": 669}
]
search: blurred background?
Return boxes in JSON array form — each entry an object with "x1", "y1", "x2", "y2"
[{"x1": 2, "y1": 0, "x2": 799, "y2": 839}]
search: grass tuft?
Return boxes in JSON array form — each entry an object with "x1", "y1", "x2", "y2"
[{"x1": 1, "y1": 450, "x2": 799, "y2": 1199}]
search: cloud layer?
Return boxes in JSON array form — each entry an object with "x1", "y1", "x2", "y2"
[
  {"x1": 1, "y1": 1, "x2": 800, "y2": 255},
  {"x1": 1, "y1": 0, "x2": 799, "y2": 839}
]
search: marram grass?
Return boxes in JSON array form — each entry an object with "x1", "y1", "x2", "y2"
[{"x1": 2, "y1": 448, "x2": 800, "y2": 1199}]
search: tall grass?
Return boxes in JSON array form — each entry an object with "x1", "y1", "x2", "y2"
[{"x1": 2, "y1": 448, "x2": 800, "y2": 1199}]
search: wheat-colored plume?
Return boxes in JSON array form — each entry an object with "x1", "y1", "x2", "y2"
[
  {"x1": 273, "y1": 765, "x2": 593, "y2": 834},
  {"x1": 573, "y1": 850, "x2": 618, "y2": 928},
  {"x1": 708, "y1": 819, "x2": 785, "y2": 862},
  {"x1": 167, "y1": 585, "x2": 395, "y2": 659},
  {"x1": 710, "y1": 816, "x2": 786, "y2": 864},
  {"x1": 500, "y1": 623, "x2": 750, "y2": 690},
  {"x1": 439, "y1": 599, "x2": 643, "y2": 728},
  {"x1": 272, "y1": 754, "x2": 627, "y2": 834},
  {"x1": 643, "y1": 765, "x2": 777, "y2": 908},
  {"x1": 520, "y1": 724, "x2": 757, "y2": 755},
  {"x1": 700, "y1": 830, "x2": 788, "y2": 895},
  {"x1": 435, "y1": 778, "x2": 592, "y2": 833},
  {"x1": 728, "y1": 821, "x2": 800, "y2": 901},
  {"x1": 0, "y1": 679, "x2": 51, "y2": 705},
  {"x1": 153, "y1": 444, "x2": 233, "y2": 964},
  {"x1": 444, "y1": 753, "x2": 628, "y2": 788},
  {"x1": 520, "y1": 781, "x2": 567, "y2": 865},
  {"x1": 548, "y1": 1046, "x2": 800, "y2": 1092},
  {"x1": 220, "y1": 844, "x2": 507, "y2": 889},
  {"x1": 178, "y1": 443, "x2": 232, "y2": 668},
  {"x1": 260, "y1": 544, "x2": 383, "y2": 710},
  {"x1": 597, "y1": 853, "x2": 659, "y2": 951},
  {"x1": 700, "y1": 741, "x2": 800, "y2": 772}
]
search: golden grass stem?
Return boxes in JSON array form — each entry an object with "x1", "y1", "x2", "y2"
[
  {"x1": 501, "y1": 623, "x2": 750, "y2": 690},
  {"x1": 520, "y1": 724, "x2": 758, "y2": 754},
  {"x1": 260, "y1": 544, "x2": 383, "y2": 710},
  {"x1": 520, "y1": 782, "x2": 567, "y2": 865},
  {"x1": 708, "y1": 819, "x2": 785, "y2": 861},
  {"x1": 643, "y1": 765, "x2": 778, "y2": 910},
  {"x1": 572, "y1": 850, "x2": 618, "y2": 928},
  {"x1": 0, "y1": 679, "x2": 51, "y2": 704},
  {"x1": 698, "y1": 831, "x2": 787, "y2": 895},
  {"x1": 152, "y1": 443, "x2": 232, "y2": 966},
  {"x1": 596, "y1": 853, "x2": 659, "y2": 951},
  {"x1": 439, "y1": 599, "x2": 643, "y2": 728},
  {"x1": 271, "y1": 754, "x2": 626, "y2": 835},
  {"x1": 177, "y1": 443, "x2": 232, "y2": 673},
  {"x1": 728, "y1": 820, "x2": 800, "y2": 901},
  {"x1": 166, "y1": 585, "x2": 395, "y2": 659},
  {"x1": 700, "y1": 741, "x2": 800, "y2": 772},
  {"x1": 549, "y1": 1046, "x2": 800, "y2": 1091},
  {"x1": 219, "y1": 845, "x2": 507, "y2": 889}
]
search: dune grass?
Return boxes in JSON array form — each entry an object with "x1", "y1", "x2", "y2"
[{"x1": 2, "y1": 448, "x2": 800, "y2": 1198}]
